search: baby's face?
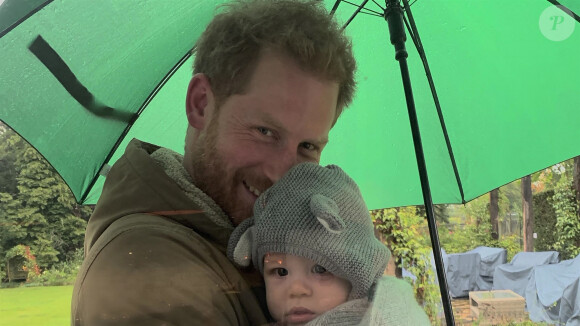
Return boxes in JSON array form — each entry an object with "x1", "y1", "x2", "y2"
[{"x1": 263, "y1": 252, "x2": 351, "y2": 325}]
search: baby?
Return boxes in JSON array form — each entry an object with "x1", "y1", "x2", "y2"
[{"x1": 228, "y1": 163, "x2": 430, "y2": 325}]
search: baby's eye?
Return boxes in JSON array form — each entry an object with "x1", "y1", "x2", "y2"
[
  {"x1": 276, "y1": 268, "x2": 289, "y2": 277},
  {"x1": 312, "y1": 265, "x2": 328, "y2": 274}
]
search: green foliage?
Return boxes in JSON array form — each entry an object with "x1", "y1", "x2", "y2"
[
  {"x1": 416, "y1": 204, "x2": 450, "y2": 224},
  {"x1": 439, "y1": 194, "x2": 522, "y2": 261},
  {"x1": 0, "y1": 126, "x2": 91, "y2": 282},
  {"x1": 28, "y1": 248, "x2": 84, "y2": 286},
  {"x1": 441, "y1": 197, "x2": 494, "y2": 250},
  {"x1": 497, "y1": 234, "x2": 522, "y2": 262},
  {"x1": 532, "y1": 160, "x2": 574, "y2": 193},
  {"x1": 372, "y1": 207, "x2": 441, "y2": 325},
  {"x1": 440, "y1": 221, "x2": 490, "y2": 254},
  {"x1": 0, "y1": 128, "x2": 18, "y2": 194},
  {"x1": 550, "y1": 176, "x2": 580, "y2": 260},
  {"x1": 466, "y1": 194, "x2": 489, "y2": 226},
  {"x1": 501, "y1": 181, "x2": 523, "y2": 215},
  {"x1": 530, "y1": 159, "x2": 580, "y2": 257},
  {"x1": 439, "y1": 222, "x2": 520, "y2": 261},
  {"x1": 533, "y1": 190, "x2": 558, "y2": 252}
]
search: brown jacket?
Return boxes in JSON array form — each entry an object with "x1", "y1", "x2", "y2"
[{"x1": 71, "y1": 139, "x2": 268, "y2": 325}]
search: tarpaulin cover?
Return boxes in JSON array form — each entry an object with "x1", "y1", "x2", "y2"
[
  {"x1": 467, "y1": 246, "x2": 507, "y2": 291},
  {"x1": 493, "y1": 251, "x2": 559, "y2": 298},
  {"x1": 525, "y1": 253, "x2": 580, "y2": 323},
  {"x1": 445, "y1": 251, "x2": 480, "y2": 298},
  {"x1": 466, "y1": 247, "x2": 507, "y2": 277},
  {"x1": 560, "y1": 277, "x2": 580, "y2": 325},
  {"x1": 444, "y1": 246, "x2": 506, "y2": 297}
]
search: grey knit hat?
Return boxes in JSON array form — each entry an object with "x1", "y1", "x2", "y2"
[{"x1": 227, "y1": 162, "x2": 390, "y2": 299}]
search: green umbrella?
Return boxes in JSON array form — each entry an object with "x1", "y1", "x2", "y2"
[
  {"x1": 1, "y1": 0, "x2": 579, "y2": 323},
  {"x1": 1, "y1": 0, "x2": 578, "y2": 207}
]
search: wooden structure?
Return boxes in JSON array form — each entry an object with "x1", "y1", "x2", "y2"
[
  {"x1": 469, "y1": 290, "x2": 526, "y2": 325},
  {"x1": 6, "y1": 255, "x2": 28, "y2": 282}
]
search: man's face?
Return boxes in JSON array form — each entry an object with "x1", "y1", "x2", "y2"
[
  {"x1": 187, "y1": 51, "x2": 338, "y2": 225},
  {"x1": 263, "y1": 253, "x2": 351, "y2": 325}
]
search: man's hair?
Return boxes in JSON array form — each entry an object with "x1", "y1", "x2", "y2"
[{"x1": 193, "y1": 0, "x2": 356, "y2": 122}]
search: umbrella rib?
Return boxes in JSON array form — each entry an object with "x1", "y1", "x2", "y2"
[
  {"x1": 0, "y1": 118, "x2": 79, "y2": 205},
  {"x1": 341, "y1": 0, "x2": 372, "y2": 30},
  {"x1": 371, "y1": 0, "x2": 385, "y2": 11},
  {"x1": 546, "y1": 0, "x2": 580, "y2": 23},
  {"x1": 402, "y1": 15, "x2": 417, "y2": 47},
  {"x1": 330, "y1": 0, "x2": 342, "y2": 17},
  {"x1": 340, "y1": 0, "x2": 383, "y2": 16},
  {"x1": 402, "y1": 1, "x2": 466, "y2": 204},
  {"x1": 136, "y1": 51, "x2": 192, "y2": 118},
  {"x1": 0, "y1": 0, "x2": 53, "y2": 39},
  {"x1": 80, "y1": 50, "x2": 194, "y2": 203},
  {"x1": 356, "y1": 11, "x2": 383, "y2": 18}
]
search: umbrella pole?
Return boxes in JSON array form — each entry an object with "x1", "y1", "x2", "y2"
[{"x1": 385, "y1": 1, "x2": 455, "y2": 325}]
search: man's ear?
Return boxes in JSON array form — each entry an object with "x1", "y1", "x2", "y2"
[{"x1": 186, "y1": 73, "x2": 213, "y2": 130}]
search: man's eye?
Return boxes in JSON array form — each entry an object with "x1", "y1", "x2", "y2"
[
  {"x1": 276, "y1": 268, "x2": 289, "y2": 277},
  {"x1": 312, "y1": 265, "x2": 328, "y2": 274},
  {"x1": 300, "y1": 142, "x2": 316, "y2": 151},
  {"x1": 257, "y1": 127, "x2": 273, "y2": 136}
]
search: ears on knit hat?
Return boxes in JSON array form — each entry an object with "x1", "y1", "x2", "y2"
[
  {"x1": 310, "y1": 194, "x2": 345, "y2": 234},
  {"x1": 231, "y1": 218, "x2": 255, "y2": 267}
]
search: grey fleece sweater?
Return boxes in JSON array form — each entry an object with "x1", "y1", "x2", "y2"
[{"x1": 306, "y1": 276, "x2": 431, "y2": 326}]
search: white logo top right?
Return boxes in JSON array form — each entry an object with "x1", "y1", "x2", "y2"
[{"x1": 540, "y1": 5, "x2": 576, "y2": 41}]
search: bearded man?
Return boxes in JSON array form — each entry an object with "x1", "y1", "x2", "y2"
[{"x1": 72, "y1": 1, "x2": 356, "y2": 325}]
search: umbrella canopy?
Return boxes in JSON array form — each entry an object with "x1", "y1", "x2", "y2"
[
  {"x1": 2, "y1": 0, "x2": 579, "y2": 208},
  {"x1": 1, "y1": 0, "x2": 579, "y2": 208}
]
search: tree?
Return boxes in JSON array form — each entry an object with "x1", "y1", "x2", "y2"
[
  {"x1": 489, "y1": 188, "x2": 499, "y2": 240},
  {"x1": 0, "y1": 126, "x2": 90, "y2": 279},
  {"x1": 521, "y1": 175, "x2": 534, "y2": 251},
  {"x1": 0, "y1": 123, "x2": 18, "y2": 195}
]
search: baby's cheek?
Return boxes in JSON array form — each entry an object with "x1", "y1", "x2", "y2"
[
  {"x1": 317, "y1": 295, "x2": 347, "y2": 313},
  {"x1": 265, "y1": 285, "x2": 285, "y2": 321}
]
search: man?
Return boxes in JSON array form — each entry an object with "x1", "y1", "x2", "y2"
[{"x1": 71, "y1": 0, "x2": 356, "y2": 325}]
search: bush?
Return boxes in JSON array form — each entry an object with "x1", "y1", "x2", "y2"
[
  {"x1": 550, "y1": 179, "x2": 580, "y2": 260},
  {"x1": 497, "y1": 234, "x2": 521, "y2": 262},
  {"x1": 26, "y1": 247, "x2": 83, "y2": 287},
  {"x1": 31, "y1": 267, "x2": 74, "y2": 286},
  {"x1": 440, "y1": 222, "x2": 521, "y2": 262}
]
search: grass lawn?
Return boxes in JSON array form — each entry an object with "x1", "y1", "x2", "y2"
[{"x1": 0, "y1": 285, "x2": 73, "y2": 326}]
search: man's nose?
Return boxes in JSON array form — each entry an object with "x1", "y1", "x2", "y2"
[
  {"x1": 288, "y1": 278, "x2": 312, "y2": 298},
  {"x1": 263, "y1": 146, "x2": 298, "y2": 183}
]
